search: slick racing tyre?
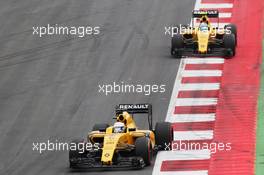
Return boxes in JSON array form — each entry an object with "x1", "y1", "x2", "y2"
[
  {"x1": 135, "y1": 137, "x2": 153, "y2": 166},
  {"x1": 171, "y1": 34, "x2": 184, "y2": 58},
  {"x1": 223, "y1": 33, "x2": 236, "y2": 57},
  {"x1": 155, "y1": 122, "x2": 173, "y2": 150},
  {"x1": 92, "y1": 123, "x2": 109, "y2": 132},
  {"x1": 224, "y1": 24, "x2": 237, "y2": 45}
]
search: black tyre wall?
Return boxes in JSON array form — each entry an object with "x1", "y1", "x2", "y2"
[
  {"x1": 135, "y1": 137, "x2": 152, "y2": 166},
  {"x1": 155, "y1": 122, "x2": 173, "y2": 150}
]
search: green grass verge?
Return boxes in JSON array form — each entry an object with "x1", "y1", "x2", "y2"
[{"x1": 256, "y1": 40, "x2": 264, "y2": 175}]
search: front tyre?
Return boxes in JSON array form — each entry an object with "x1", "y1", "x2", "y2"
[
  {"x1": 224, "y1": 24, "x2": 237, "y2": 45},
  {"x1": 155, "y1": 122, "x2": 173, "y2": 150},
  {"x1": 171, "y1": 34, "x2": 184, "y2": 58},
  {"x1": 223, "y1": 33, "x2": 236, "y2": 57},
  {"x1": 135, "y1": 137, "x2": 153, "y2": 166}
]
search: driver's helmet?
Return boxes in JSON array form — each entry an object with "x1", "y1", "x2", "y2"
[
  {"x1": 113, "y1": 122, "x2": 125, "y2": 133},
  {"x1": 199, "y1": 23, "x2": 209, "y2": 31}
]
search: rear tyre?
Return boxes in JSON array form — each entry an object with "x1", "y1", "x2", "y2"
[
  {"x1": 155, "y1": 122, "x2": 173, "y2": 150},
  {"x1": 223, "y1": 33, "x2": 236, "y2": 57},
  {"x1": 135, "y1": 137, "x2": 152, "y2": 166},
  {"x1": 224, "y1": 24, "x2": 237, "y2": 45},
  {"x1": 92, "y1": 123, "x2": 109, "y2": 131},
  {"x1": 171, "y1": 34, "x2": 184, "y2": 58}
]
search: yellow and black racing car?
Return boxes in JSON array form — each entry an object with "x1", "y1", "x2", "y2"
[
  {"x1": 69, "y1": 104, "x2": 172, "y2": 170},
  {"x1": 171, "y1": 10, "x2": 237, "y2": 58}
]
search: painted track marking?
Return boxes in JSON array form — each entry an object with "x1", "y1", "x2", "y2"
[
  {"x1": 167, "y1": 113, "x2": 216, "y2": 123},
  {"x1": 179, "y1": 83, "x2": 220, "y2": 91},
  {"x1": 184, "y1": 58, "x2": 224, "y2": 64},
  {"x1": 153, "y1": 0, "x2": 235, "y2": 173},
  {"x1": 219, "y1": 13, "x2": 231, "y2": 18},
  {"x1": 158, "y1": 170, "x2": 208, "y2": 175},
  {"x1": 182, "y1": 70, "x2": 222, "y2": 77},
  {"x1": 173, "y1": 130, "x2": 214, "y2": 140},
  {"x1": 175, "y1": 98, "x2": 218, "y2": 106},
  {"x1": 153, "y1": 150, "x2": 210, "y2": 175},
  {"x1": 197, "y1": 3, "x2": 233, "y2": 9}
]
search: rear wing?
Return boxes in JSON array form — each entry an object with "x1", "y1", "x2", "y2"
[
  {"x1": 115, "y1": 104, "x2": 152, "y2": 114},
  {"x1": 191, "y1": 10, "x2": 220, "y2": 28},
  {"x1": 192, "y1": 10, "x2": 219, "y2": 18},
  {"x1": 115, "y1": 104, "x2": 153, "y2": 129}
]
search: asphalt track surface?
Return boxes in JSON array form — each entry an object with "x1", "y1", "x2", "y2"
[{"x1": 0, "y1": 0, "x2": 195, "y2": 175}]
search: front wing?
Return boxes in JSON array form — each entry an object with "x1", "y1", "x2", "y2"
[{"x1": 70, "y1": 156, "x2": 145, "y2": 170}]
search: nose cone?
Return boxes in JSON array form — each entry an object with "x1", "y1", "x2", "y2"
[
  {"x1": 198, "y1": 31, "x2": 210, "y2": 53},
  {"x1": 101, "y1": 134, "x2": 123, "y2": 163}
]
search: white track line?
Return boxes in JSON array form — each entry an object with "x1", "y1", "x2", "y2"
[
  {"x1": 179, "y1": 83, "x2": 220, "y2": 91},
  {"x1": 153, "y1": 149, "x2": 210, "y2": 175},
  {"x1": 182, "y1": 70, "x2": 222, "y2": 77},
  {"x1": 165, "y1": 59, "x2": 185, "y2": 122},
  {"x1": 184, "y1": 58, "x2": 224, "y2": 64},
  {"x1": 197, "y1": 3, "x2": 233, "y2": 9},
  {"x1": 167, "y1": 113, "x2": 216, "y2": 123},
  {"x1": 219, "y1": 13, "x2": 232, "y2": 18},
  {"x1": 210, "y1": 23, "x2": 229, "y2": 28},
  {"x1": 194, "y1": 0, "x2": 202, "y2": 10},
  {"x1": 158, "y1": 170, "x2": 208, "y2": 175},
  {"x1": 173, "y1": 130, "x2": 214, "y2": 140},
  {"x1": 175, "y1": 98, "x2": 217, "y2": 106},
  {"x1": 156, "y1": 149, "x2": 211, "y2": 160}
]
